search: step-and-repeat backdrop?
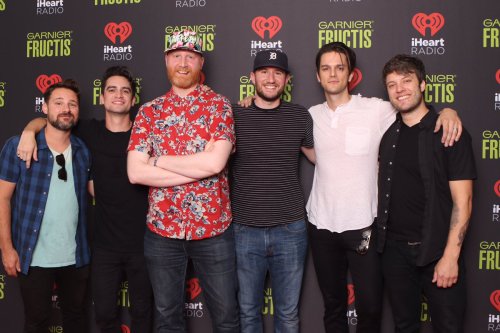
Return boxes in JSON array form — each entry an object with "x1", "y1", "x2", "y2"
[{"x1": 0, "y1": 1, "x2": 498, "y2": 332}]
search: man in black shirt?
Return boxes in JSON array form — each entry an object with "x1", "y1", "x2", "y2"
[
  {"x1": 17, "y1": 66, "x2": 153, "y2": 333},
  {"x1": 377, "y1": 55, "x2": 476, "y2": 333}
]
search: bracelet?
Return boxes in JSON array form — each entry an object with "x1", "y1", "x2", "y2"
[{"x1": 153, "y1": 156, "x2": 159, "y2": 167}]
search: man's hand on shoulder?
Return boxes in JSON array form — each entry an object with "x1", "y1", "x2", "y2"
[
  {"x1": 238, "y1": 95, "x2": 255, "y2": 108},
  {"x1": 17, "y1": 130, "x2": 38, "y2": 169},
  {"x1": 17, "y1": 117, "x2": 48, "y2": 168},
  {"x1": 434, "y1": 108, "x2": 462, "y2": 147}
]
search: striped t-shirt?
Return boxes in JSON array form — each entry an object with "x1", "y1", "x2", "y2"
[{"x1": 230, "y1": 101, "x2": 314, "y2": 227}]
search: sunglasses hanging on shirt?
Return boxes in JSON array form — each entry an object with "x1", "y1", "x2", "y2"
[{"x1": 55, "y1": 153, "x2": 67, "y2": 181}]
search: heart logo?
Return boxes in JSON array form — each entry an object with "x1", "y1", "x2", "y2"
[
  {"x1": 496, "y1": 69, "x2": 500, "y2": 85},
  {"x1": 104, "y1": 22, "x2": 133, "y2": 44},
  {"x1": 120, "y1": 325, "x2": 130, "y2": 333},
  {"x1": 494, "y1": 180, "x2": 500, "y2": 198},
  {"x1": 36, "y1": 74, "x2": 62, "y2": 94},
  {"x1": 348, "y1": 68, "x2": 362, "y2": 92},
  {"x1": 251, "y1": 16, "x2": 282, "y2": 39},
  {"x1": 347, "y1": 284, "x2": 355, "y2": 305},
  {"x1": 490, "y1": 290, "x2": 500, "y2": 312},
  {"x1": 412, "y1": 13, "x2": 445, "y2": 37},
  {"x1": 186, "y1": 278, "x2": 202, "y2": 300}
]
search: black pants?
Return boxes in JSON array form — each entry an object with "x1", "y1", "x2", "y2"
[
  {"x1": 18, "y1": 265, "x2": 89, "y2": 333},
  {"x1": 91, "y1": 248, "x2": 154, "y2": 333},
  {"x1": 308, "y1": 223, "x2": 383, "y2": 333},
  {"x1": 381, "y1": 239, "x2": 466, "y2": 333}
]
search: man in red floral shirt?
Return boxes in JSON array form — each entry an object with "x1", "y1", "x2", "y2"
[{"x1": 127, "y1": 30, "x2": 238, "y2": 333}]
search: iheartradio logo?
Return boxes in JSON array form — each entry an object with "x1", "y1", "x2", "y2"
[
  {"x1": 491, "y1": 290, "x2": 500, "y2": 312},
  {"x1": 121, "y1": 325, "x2": 130, "y2": 333},
  {"x1": 252, "y1": 16, "x2": 282, "y2": 39},
  {"x1": 412, "y1": 13, "x2": 445, "y2": 37},
  {"x1": 36, "y1": 74, "x2": 62, "y2": 94},
  {"x1": 348, "y1": 68, "x2": 362, "y2": 92},
  {"x1": 186, "y1": 278, "x2": 202, "y2": 300},
  {"x1": 496, "y1": 69, "x2": 500, "y2": 85},
  {"x1": 104, "y1": 22, "x2": 133, "y2": 44},
  {"x1": 494, "y1": 180, "x2": 500, "y2": 198},
  {"x1": 347, "y1": 283, "x2": 355, "y2": 305}
]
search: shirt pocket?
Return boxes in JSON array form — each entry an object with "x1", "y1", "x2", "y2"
[{"x1": 345, "y1": 126, "x2": 371, "y2": 156}]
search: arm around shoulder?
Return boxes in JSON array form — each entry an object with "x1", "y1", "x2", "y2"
[
  {"x1": 17, "y1": 117, "x2": 47, "y2": 168},
  {"x1": 435, "y1": 108, "x2": 462, "y2": 147}
]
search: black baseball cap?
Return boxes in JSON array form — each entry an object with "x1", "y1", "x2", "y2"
[{"x1": 253, "y1": 50, "x2": 289, "y2": 73}]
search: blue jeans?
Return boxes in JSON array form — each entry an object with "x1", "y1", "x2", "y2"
[
  {"x1": 234, "y1": 220, "x2": 308, "y2": 333},
  {"x1": 144, "y1": 226, "x2": 239, "y2": 333}
]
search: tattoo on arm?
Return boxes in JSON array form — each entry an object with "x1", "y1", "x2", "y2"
[
  {"x1": 450, "y1": 204, "x2": 469, "y2": 247},
  {"x1": 450, "y1": 205, "x2": 460, "y2": 228},
  {"x1": 457, "y1": 220, "x2": 469, "y2": 247}
]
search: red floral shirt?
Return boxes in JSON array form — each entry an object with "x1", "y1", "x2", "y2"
[{"x1": 128, "y1": 85, "x2": 235, "y2": 240}]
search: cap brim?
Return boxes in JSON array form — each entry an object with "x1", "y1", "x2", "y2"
[
  {"x1": 254, "y1": 64, "x2": 289, "y2": 73},
  {"x1": 164, "y1": 46, "x2": 203, "y2": 55}
]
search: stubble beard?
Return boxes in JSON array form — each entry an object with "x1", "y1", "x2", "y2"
[{"x1": 255, "y1": 84, "x2": 285, "y2": 103}]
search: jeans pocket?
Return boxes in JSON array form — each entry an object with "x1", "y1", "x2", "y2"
[{"x1": 232, "y1": 223, "x2": 248, "y2": 237}]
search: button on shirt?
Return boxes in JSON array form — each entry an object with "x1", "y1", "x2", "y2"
[
  {"x1": 0, "y1": 130, "x2": 91, "y2": 274},
  {"x1": 306, "y1": 95, "x2": 395, "y2": 233},
  {"x1": 128, "y1": 86, "x2": 235, "y2": 240}
]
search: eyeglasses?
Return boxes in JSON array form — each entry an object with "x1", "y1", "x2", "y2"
[
  {"x1": 55, "y1": 154, "x2": 67, "y2": 181},
  {"x1": 356, "y1": 229, "x2": 372, "y2": 255}
]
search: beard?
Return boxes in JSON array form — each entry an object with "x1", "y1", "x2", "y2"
[
  {"x1": 167, "y1": 67, "x2": 200, "y2": 90},
  {"x1": 48, "y1": 113, "x2": 76, "y2": 131},
  {"x1": 255, "y1": 84, "x2": 285, "y2": 103}
]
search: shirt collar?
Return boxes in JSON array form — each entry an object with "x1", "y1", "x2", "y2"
[
  {"x1": 36, "y1": 126, "x2": 82, "y2": 150},
  {"x1": 252, "y1": 99, "x2": 282, "y2": 111},
  {"x1": 167, "y1": 84, "x2": 202, "y2": 100},
  {"x1": 395, "y1": 105, "x2": 438, "y2": 129},
  {"x1": 36, "y1": 128, "x2": 49, "y2": 150},
  {"x1": 417, "y1": 105, "x2": 438, "y2": 129}
]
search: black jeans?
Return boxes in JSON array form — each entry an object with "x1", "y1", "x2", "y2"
[
  {"x1": 381, "y1": 239, "x2": 466, "y2": 333},
  {"x1": 18, "y1": 265, "x2": 89, "y2": 333},
  {"x1": 308, "y1": 223, "x2": 383, "y2": 333},
  {"x1": 91, "y1": 248, "x2": 153, "y2": 333}
]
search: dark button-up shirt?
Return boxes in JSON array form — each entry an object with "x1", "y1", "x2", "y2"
[
  {"x1": 376, "y1": 109, "x2": 476, "y2": 266},
  {"x1": 0, "y1": 129, "x2": 91, "y2": 274}
]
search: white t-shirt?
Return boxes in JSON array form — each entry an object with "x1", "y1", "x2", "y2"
[{"x1": 306, "y1": 94, "x2": 396, "y2": 233}]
